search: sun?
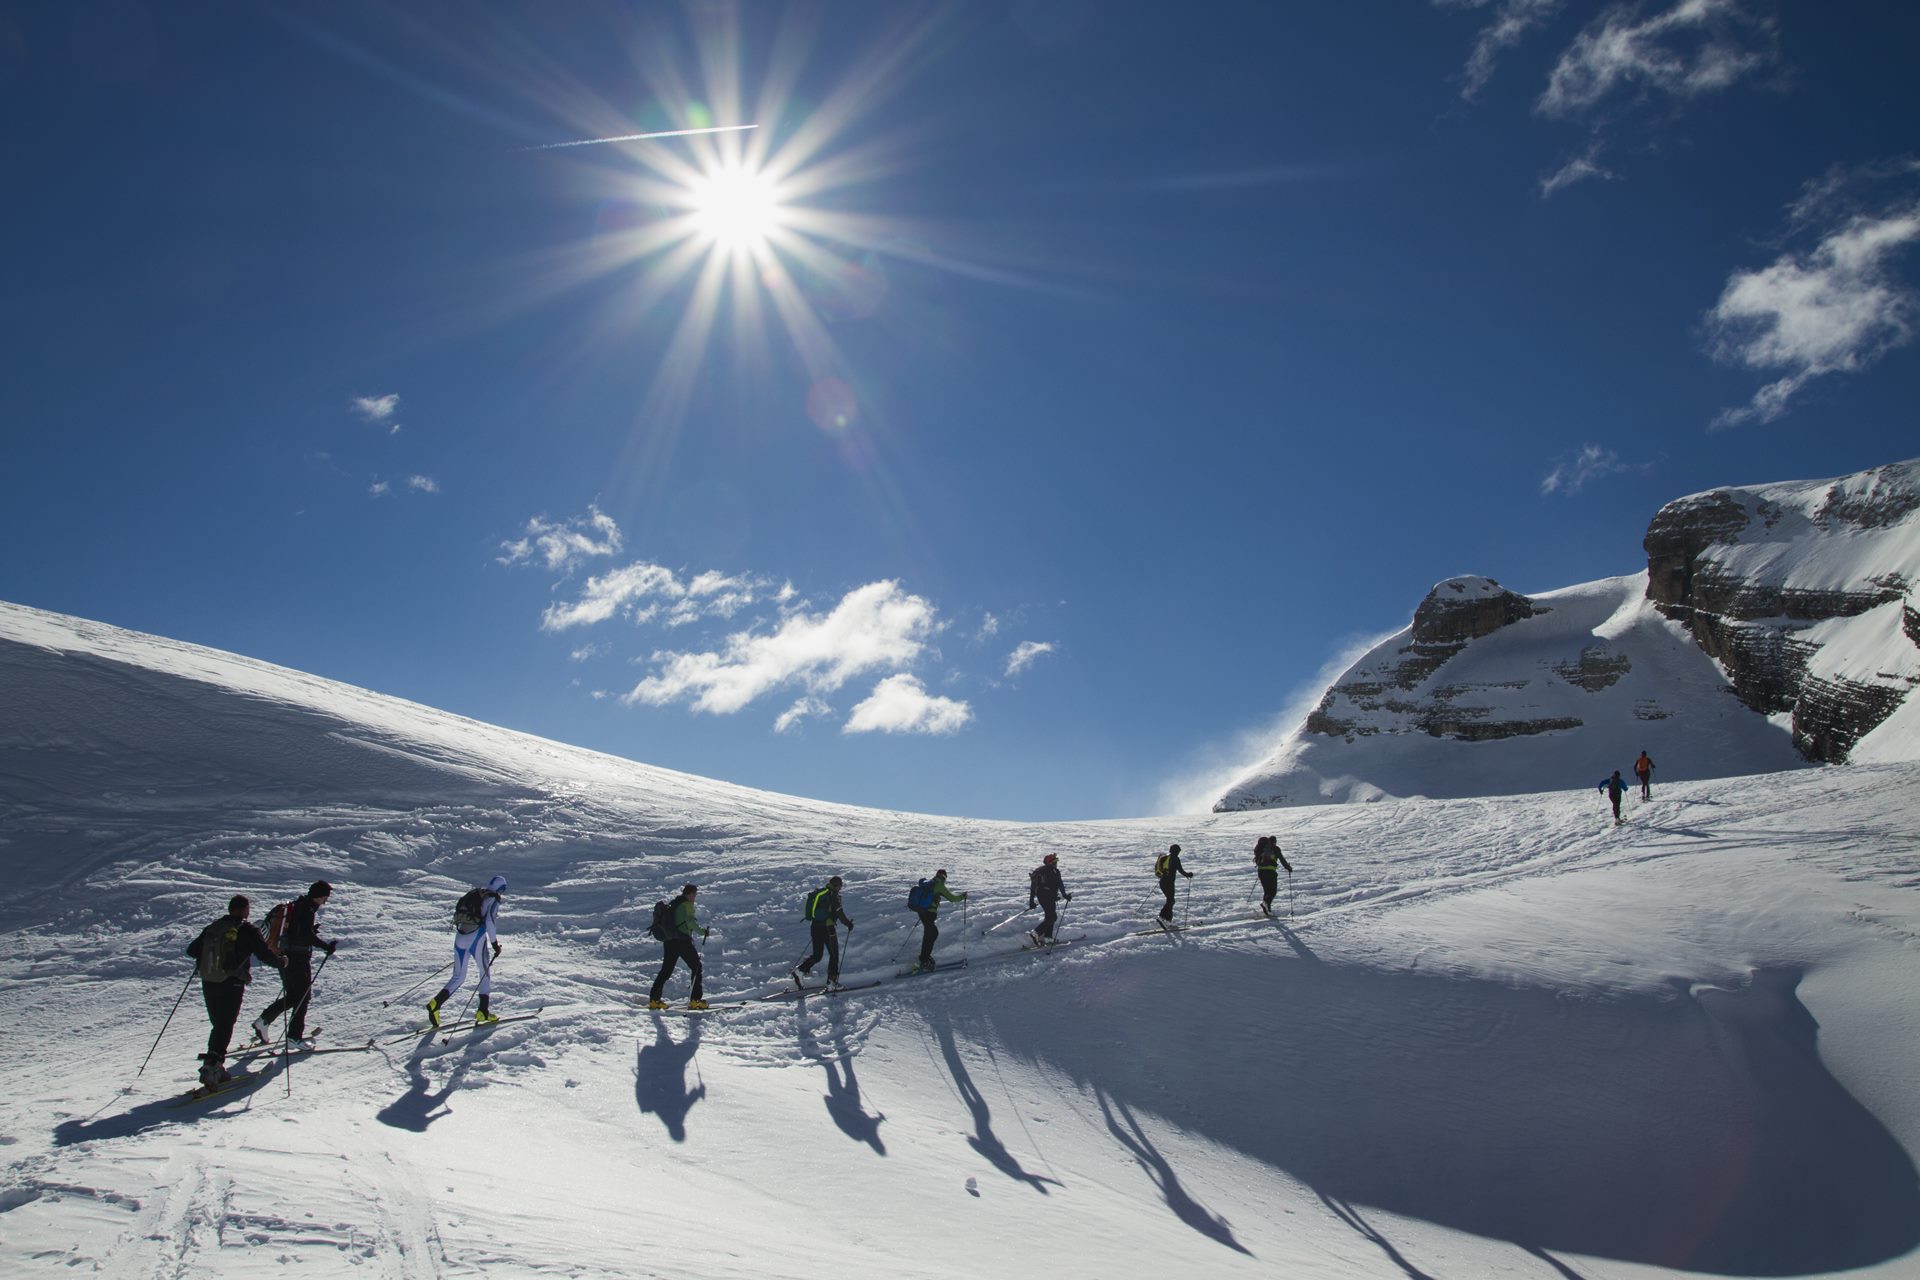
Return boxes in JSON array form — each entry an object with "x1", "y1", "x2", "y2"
[{"x1": 687, "y1": 162, "x2": 784, "y2": 252}]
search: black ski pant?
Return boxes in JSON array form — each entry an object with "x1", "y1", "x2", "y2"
[
  {"x1": 1035, "y1": 894, "x2": 1059, "y2": 939},
  {"x1": 1637, "y1": 771, "x2": 1651, "y2": 800},
  {"x1": 200, "y1": 980, "x2": 246, "y2": 1068},
  {"x1": 1608, "y1": 791, "x2": 1622, "y2": 820},
  {"x1": 1258, "y1": 869, "x2": 1279, "y2": 912},
  {"x1": 796, "y1": 920, "x2": 841, "y2": 981},
  {"x1": 650, "y1": 939, "x2": 703, "y2": 1002},
  {"x1": 1158, "y1": 874, "x2": 1178, "y2": 921},
  {"x1": 916, "y1": 909, "x2": 940, "y2": 963},
  {"x1": 261, "y1": 951, "x2": 314, "y2": 1039}
]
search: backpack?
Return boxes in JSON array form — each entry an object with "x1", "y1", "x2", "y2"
[
  {"x1": 453, "y1": 888, "x2": 487, "y2": 934},
  {"x1": 804, "y1": 886, "x2": 832, "y2": 922},
  {"x1": 195, "y1": 919, "x2": 243, "y2": 983},
  {"x1": 263, "y1": 900, "x2": 294, "y2": 949},
  {"x1": 1155, "y1": 854, "x2": 1171, "y2": 877},
  {"x1": 1029, "y1": 866, "x2": 1045, "y2": 892},
  {"x1": 906, "y1": 880, "x2": 936, "y2": 912},
  {"x1": 647, "y1": 899, "x2": 675, "y2": 941}
]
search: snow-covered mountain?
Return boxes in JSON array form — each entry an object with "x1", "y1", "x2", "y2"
[
  {"x1": 1214, "y1": 459, "x2": 1920, "y2": 812},
  {"x1": 3, "y1": 600, "x2": 1919, "y2": 1278}
]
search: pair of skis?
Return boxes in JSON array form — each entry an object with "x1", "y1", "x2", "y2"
[
  {"x1": 650, "y1": 980, "x2": 882, "y2": 1015},
  {"x1": 388, "y1": 1008, "x2": 544, "y2": 1043}
]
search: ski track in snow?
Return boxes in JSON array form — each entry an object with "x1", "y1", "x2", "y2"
[{"x1": 3, "y1": 603, "x2": 1920, "y2": 1277}]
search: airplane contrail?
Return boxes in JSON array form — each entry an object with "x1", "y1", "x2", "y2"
[{"x1": 518, "y1": 124, "x2": 759, "y2": 152}]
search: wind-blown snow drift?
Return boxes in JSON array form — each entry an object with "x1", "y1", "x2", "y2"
[{"x1": 2, "y1": 601, "x2": 1917, "y2": 1278}]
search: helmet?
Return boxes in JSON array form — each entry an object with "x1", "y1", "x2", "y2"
[
  {"x1": 1169, "y1": 843, "x2": 1181, "y2": 855},
  {"x1": 487, "y1": 874, "x2": 508, "y2": 893},
  {"x1": 1043, "y1": 854, "x2": 1057, "y2": 864}
]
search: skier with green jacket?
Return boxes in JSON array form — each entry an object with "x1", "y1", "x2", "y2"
[
  {"x1": 910, "y1": 869, "x2": 967, "y2": 972},
  {"x1": 648, "y1": 884, "x2": 710, "y2": 1011}
]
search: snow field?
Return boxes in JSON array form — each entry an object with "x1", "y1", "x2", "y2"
[{"x1": 3, "y1": 603, "x2": 1919, "y2": 1277}]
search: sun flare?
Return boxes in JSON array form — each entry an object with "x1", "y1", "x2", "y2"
[{"x1": 687, "y1": 162, "x2": 784, "y2": 252}]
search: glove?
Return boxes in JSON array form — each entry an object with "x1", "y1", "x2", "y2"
[
  {"x1": 323, "y1": 940, "x2": 337, "y2": 957},
  {"x1": 1027, "y1": 900, "x2": 1036, "y2": 911},
  {"x1": 1064, "y1": 894, "x2": 1073, "y2": 903},
  {"x1": 1183, "y1": 871, "x2": 1194, "y2": 879},
  {"x1": 846, "y1": 920, "x2": 855, "y2": 931},
  {"x1": 492, "y1": 942, "x2": 502, "y2": 959},
  {"x1": 702, "y1": 927, "x2": 711, "y2": 941}
]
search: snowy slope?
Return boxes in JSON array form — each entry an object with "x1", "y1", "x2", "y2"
[
  {"x1": 3, "y1": 601, "x2": 1919, "y2": 1279},
  {"x1": 1215, "y1": 574, "x2": 1810, "y2": 809},
  {"x1": 1215, "y1": 461, "x2": 1920, "y2": 813}
]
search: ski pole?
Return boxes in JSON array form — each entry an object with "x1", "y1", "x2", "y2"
[
  {"x1": 138, "y1": 969, "x2": 197, "y2": 1078},
  {"x1": 283, "y1": 950, "x2": 333, "y2": 1097},
  {"x1": 961, "y1": 897, "x2": 970, "y2": 963},
  {"x1": 383, "y1": 960, "x2": 453, "y2": 1007},
  {"x1": 1288, "y1": 870, "x2": 1295, "y2": 922}
]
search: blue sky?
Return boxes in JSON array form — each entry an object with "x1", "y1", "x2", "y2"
[{"x1": 3, "y1": 1, "x2": 1917, "y2": 820}]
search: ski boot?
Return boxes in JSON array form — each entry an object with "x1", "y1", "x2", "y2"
[
  {"x1": 687, "y1": 999, "x2": 710, "y2": 1011},
  {"x1": 250, "y1": 1015, "x2": 272, "y2": 1044},
  {"x1": 198, "y1": 1064, "x2": 222, "y2": 1088},
  {"x1": 475, "y1": 996, "x2": 498, "y2": 1024},
  {"x1": 426, "y1": 989, "x2": 449, "y2": 1028},
  {"x1": 647, "y1": 999, "x2": 668, "y2": 1010},
  {"x1": 287, "y1": 1037, "x2": 316, "y2": 1052}
]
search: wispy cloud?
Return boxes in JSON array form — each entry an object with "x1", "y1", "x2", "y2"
[
  {"x1": 843, "y1": 674, "x2": 972, "y2": 736},
  {"x1": 1538, "y1": 0, "x2": 1775, "y2": 119},
  {"x1": 1707, "y1": 172, "x2": 1920, "y2": 427},
  {"x1": 1437, "y1": 0, "x2": 1777, "y2": 195},
  {"x1": 774, "y1": 696, "x2": 831, "y2": 735},
  {"x1": 976, "y1": 612, "x2": 1001, "y2": 641},
  {"x1": 537, "y1": 561, "x2": 775, "y2": 632},
  {"x1": 406, "y1": 474, "x2": 440, "y2": 494},
  {"x1": 1541, "y1": 443, "x2": 1648, "y2": 494},
  {"x1": 368, "y1": 479, "x2": 390, "y2": 497},
  {"x1": 1437, "y1": 0, "x2": 1567, "y2": 101},
  {"x1": 499, "y1": 506, "x2": 624, "y2": 574},
  {"x1": 350, "y1": 393, "x2": 402, "y2": 434},
  {"x1": 1005, "y1": 640, "x2": 1056, "y2": 677},
  {"x1": 625, "y1": 580, "x2": 938, "y2": 718}
]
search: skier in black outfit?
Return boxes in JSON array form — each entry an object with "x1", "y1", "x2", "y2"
[
  {"x1": 1156, "y1": 843, "x2": 1192, "y2": 922},
  {"x1": 1027, "y1": 854, "x2": 1070, "y2": 943},
  {"x1": 794, "y1": 876, "x2": 855, "y2": 987},
  {"x1": 252, "y1": 881, "x2": 336, "y2": 1048},
  {"x1": 184, "y1": 895, "x2": 284, "y2": 1087},
  {"x1": 1253, "y1": 836, "x2": 1293, "y2": 916}
]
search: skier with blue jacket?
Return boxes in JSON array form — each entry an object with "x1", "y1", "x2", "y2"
[
  {"x1": 427, "y1": 875, "x2": 506, "y2": 1027},
  {"x1": 1598, "y1": 771, "x2": 1628, "y2": 824}
]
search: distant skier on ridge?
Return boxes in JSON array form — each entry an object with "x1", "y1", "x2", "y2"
[
  {"x1": 1252, "y1": 836, "x2": 1292, "y2": 917},
  {"x1": 251, "y1": 880, "x2": 336, "y2": 1049},
  {"x1": 1598, "y1": 771, "x2": 1628, "y2": 825},
  {"x1": 1155, "y1": 843, "x2": 1192, "y2": 923},
  {"x1": 794, "y1": 875, "x2": 855, "y2": 990},
  {"x1": 909, "y1": 869, "x2": 967, "y2": 971},
  {"x1": 1634, "y1": 751, "x2": 1655, "y2": 801},
  {"x1": 1027, "y1": 854, "x2": 1070, "y2": 945},
  {"x1": 184, "y1": 894, "x2": 285, "y2": 1088},
  {"x1": 427, "y1": 875, "x2": 506, "y2": 1028},
  {"x1": 648, "y1": 883, "x2": 710, "y2": 1011}
]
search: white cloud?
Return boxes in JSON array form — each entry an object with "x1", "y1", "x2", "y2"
[
  {"x1": 1539, "y1": 142, "x2": 1617, "y2": 197},
  {"x1": 1005, "y1": 640, "x2": 1056, "y2": 677},
  {"x1": 843, "y1": 674, "x2": 972, "y2": 736},
  {"x1": 542, "y1": 562, "x2": 683, "y2": 631},
  {"x1": 499, "y1": 506, "x2": 624, "y2": 573},
  {"x1": 977, "y1": 612, "x2": 1001, "y2": 641},
  {"x1": 1438, "y1": 0, "x2": 1566, "y2": 100},
  {"x1": 1539, "y1": 0, "x2": 1774, "y2": 118},
  {"x1": 406, "y1": 475, "x2": 440, "y2": 494},
  {"x1": 625, "y1": 580, "x2": 937, "y2": 717},
  {"x1": 568, "y1": 643, "x2": 607, "y2": 663},
  {"x1": 351, "y1": 394, "x2": 402, "y2": 434},
  {"x1": 1707, "y1": 205, "x2": 1920, "y2": 427},
  {"x1": 773, "y1": 697, "x2": 831, "y2": 735},
  {"x1": 368, "y1": 479, "x2": 390, "y2": 497},
  {"x1": 1541, "y1": 444, "x2": 1645, "y2": 495}
]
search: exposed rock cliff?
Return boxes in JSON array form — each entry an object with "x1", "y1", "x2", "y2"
[
  {"x1": 1214, "y1": 459, "x2": 1920, "y2": 812},
  {"x1": 1642, "y1": 460, "x2": 1920, "y2": 762}
]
